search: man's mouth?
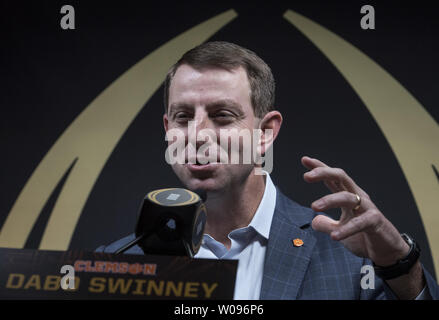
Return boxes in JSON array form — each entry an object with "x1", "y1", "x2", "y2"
[{"x1": 185, "y1": 157, "x2": 220, "y2": 173}]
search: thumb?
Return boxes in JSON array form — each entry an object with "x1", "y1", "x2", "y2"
[{"x1": 312, "y1": 214, "x2": 339, "y2": 235}]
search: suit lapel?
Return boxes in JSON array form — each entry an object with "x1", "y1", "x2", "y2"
[{"x1": 260, "y1": 189, "x2": 316, "y2": 300}]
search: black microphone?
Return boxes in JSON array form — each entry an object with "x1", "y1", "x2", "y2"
[{"x1": 114, "y1": 188, "x2": 207, "y2": 258}]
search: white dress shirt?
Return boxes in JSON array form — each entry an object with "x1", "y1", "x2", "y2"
[{"x1": 194, "y1": 171, "x2": 276, "y2": 300}]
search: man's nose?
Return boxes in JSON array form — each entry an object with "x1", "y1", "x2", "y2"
[
  {"x1": 193, "y1": 109, "x2": 210, "y2": 131},
  {"x1": 187, "y1": 110, "x2": 216, "y2": 148}
]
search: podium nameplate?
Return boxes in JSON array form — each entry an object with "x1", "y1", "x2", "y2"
[{"x1": 0, "y1": 248, "x2": 237, "y2": 300}]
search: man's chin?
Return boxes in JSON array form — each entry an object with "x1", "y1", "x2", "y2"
[
  {"x1": 183, "y1": 177, "x2": 223, "y2": 193},
  {"x1": 172, "y1": 164, "x2": 222, "y2": 190}
]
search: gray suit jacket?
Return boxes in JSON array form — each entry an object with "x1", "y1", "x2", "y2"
[{"x1": 97, "y1": 188, "x2": 439, "y2": 299}]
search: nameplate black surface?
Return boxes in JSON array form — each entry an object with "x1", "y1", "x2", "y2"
[{"x1": 0, "y1": 248, "x2": 237, "y2": 300}]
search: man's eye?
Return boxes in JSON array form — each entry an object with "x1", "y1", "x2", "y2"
[
  {"x1": 175, "y1": 112, "x2": 191, "y2": 120},
  {"x1": 214, "y1": 112, "x2": 234, "y2": 119}
]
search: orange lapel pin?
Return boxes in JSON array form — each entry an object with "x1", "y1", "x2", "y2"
[{"x1": 292, "y1": 238, "x2": 304, "y2": 247}]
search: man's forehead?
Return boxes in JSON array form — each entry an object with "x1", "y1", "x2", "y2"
[
  {"x1": 171, "y1": 64, "x2": 248, "y2": 89},
  {"x1": 168, "y1": 65, "x2": 251, "y2": 109}
]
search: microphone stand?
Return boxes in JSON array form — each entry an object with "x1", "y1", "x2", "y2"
[{"x1": 114, "y1": 234, "x2": 146, "y2": 255}]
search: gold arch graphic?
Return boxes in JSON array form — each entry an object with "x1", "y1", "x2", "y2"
[
  {"x1": 0, "y1": 9, "x2": 238, "y2": 250},
  {"x1": 284, "y1": 10, "x2": 439, "y2": 275}
]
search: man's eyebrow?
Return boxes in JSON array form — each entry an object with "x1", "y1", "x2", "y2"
[
  {"x1": 168, "y1": 100, "x2": 243, "y2": 113},
  {"x1": 206, "y1": 99, "x2": 243, "y2": 111},
  {"x1": 168, "y1": 103, "x2": 193, "y2": 114}
]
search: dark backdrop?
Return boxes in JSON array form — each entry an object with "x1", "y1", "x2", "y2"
[{"x1": 1, "y1": 0, "x2": 437, "y2": 278}]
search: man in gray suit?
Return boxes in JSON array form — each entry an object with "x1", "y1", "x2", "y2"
[{"x1": 98, "y1": 41, "x2": 438, "y2": 300}]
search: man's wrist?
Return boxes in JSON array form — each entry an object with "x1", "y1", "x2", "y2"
[
  {"x1": 373, "y1": 233, "x2": 421, "y2": 281},
  {"x1": 373, "y1": 240, "x2": 410, "y2": 267}
]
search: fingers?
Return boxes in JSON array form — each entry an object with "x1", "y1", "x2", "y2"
[
  {"x1": 301, "y1": 156, "x2": 328, "y2": 170},
  {"x1": 304, "y1": 165, "x2": 368, "y2": 198},
  {"x1": 312, "y1": 215, "x2": 338, "y2": 234},
  {"x1": 304, "y1": 156, "x2": 380, "y2": 242},
  {"x1": 331, "y1": 210, "x2": 383, "y2": 241},
  {"x1": 312, "y1": 210, "x2": 383, "y2": 241},
  {"x1": 304, "y1": 166, "x2": 352, "y2": 185},
  {"x1": 312, "y1": 191, "x2": 364, "y2": 213}
]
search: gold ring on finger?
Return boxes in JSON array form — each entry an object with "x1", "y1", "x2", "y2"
[{"x1": 353, "y1": 193, "x2": 361, "y2": 211}]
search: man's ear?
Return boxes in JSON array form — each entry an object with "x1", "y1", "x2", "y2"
[
  {"x1": 257, "y1": 110, "x2": 283, "y2": 155},
  {"x1": 163, "y1": 113, "x2": 169, "y2": 132}
]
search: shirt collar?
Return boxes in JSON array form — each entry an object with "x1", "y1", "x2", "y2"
[{"x1": 248, "y1": 171, "x2": 277, "y2": 240}]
